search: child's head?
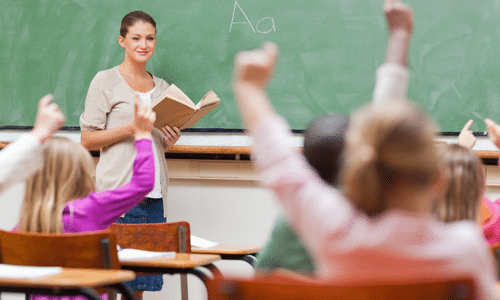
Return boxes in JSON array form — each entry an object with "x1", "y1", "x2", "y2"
[
  {"x1": 19, "y1": 137, "x2": 95, "y2": 233},
  {"x1": 120, "y1": 11, "x2": 156, "y2": 37},
  {"x1": 303, "y1": 113, "x2": 349, "y2": 186},
  {"x1": 434, "y1": 143, "x2": 484, "y2": 222},
  {"x1": 341, "y1": 99, "x2": 442, "y2": 216}
]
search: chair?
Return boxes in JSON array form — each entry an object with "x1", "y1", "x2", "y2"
[
  {"x1": 0, "y1": 229, "x2": 135, "y2": 300},
  {"x1": 110, "y1": 222, "x2": 220, "y2": 300},
  {"x1": 206, "y1": 273, "x2": 476, "y2": 300}
]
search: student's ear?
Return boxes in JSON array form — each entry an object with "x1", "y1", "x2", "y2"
[{"x1": 118, "y1": 35, "x2": 125, "y2": 48}]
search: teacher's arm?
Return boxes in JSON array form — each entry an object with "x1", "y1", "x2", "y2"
[{"x1": 80, "y1": 124, "x2": 134, "y2": 151}]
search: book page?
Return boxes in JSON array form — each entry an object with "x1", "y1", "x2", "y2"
[
  {"x1": 0, "y1": 264, "x2": 62, "y2": 278},
  {"x1": 190, "y1": 235, "x2": 218, "y2": 248},
  {"x1": 152, "y1": 84, "x2": 196, "y2": 110},
  {"x1": 118, "y1": 249, "x2": 175, "y2": 261},
  {"x1": 196, "y1": 91, "x2": 220, "y2": 109},
  {"x1": 179, "y1": 101, "x2": 221, "y2": 130},
  {"x1": 153, "y1": 100, "x2": 196, "y2": 129}
]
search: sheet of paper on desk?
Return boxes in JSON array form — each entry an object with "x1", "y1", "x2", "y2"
[
  {"x1": 191, "y1": 235, "x2": 219, "y2": 248},
  {"x1": 118, "y1": 249, "x2": 175, "y2": 261},
  {"x1": 0, "y1": 264, "x2": 62, "y2": 278}
]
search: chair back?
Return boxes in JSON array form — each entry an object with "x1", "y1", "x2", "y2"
[
  {"x1": 0, "y1": 229, "x2": 120, "y2": 269},
  {"x1": 109, "y1": 222, "x2": 191, "y2": 253},
  {"x1": 207, "y1": 273, "x2": 476, "y2": 300}
]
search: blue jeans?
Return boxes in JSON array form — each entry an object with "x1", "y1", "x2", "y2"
[{"x1": 117, "y1": 197, "x2": 166, "y2": 291}]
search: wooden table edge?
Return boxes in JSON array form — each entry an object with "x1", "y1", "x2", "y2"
[{"x1": 0, "y1": 268, "x2": 135, "y2": 288}]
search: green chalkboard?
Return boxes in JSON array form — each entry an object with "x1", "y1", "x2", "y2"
[{"x1": 1, "y1": 0, "x2": 499, "y2": 131}]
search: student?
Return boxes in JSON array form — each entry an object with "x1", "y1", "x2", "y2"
[
  {"x1": 0, "y1": 94, "x2": 65, "y2": 193},
  {"x1": 434, "y1": 142, "x2": 484, "y2": 223},
  {"x1": 232, "y1": 1, "x2": 497, "y2": 299},
  {"x1": 255, "y1": 113, "x2": 349, "y2": 275},
  {"x1": 256, "y1": 0, "x2": 414, "y2": 274},
  {"x1": 79, "y1": 11, "x2": 180, "y2": 296},
  {"x1": 18, "y1": 97, "x2": 155, "y2": 234},
  {"x1": 478, "y1": 118, "x2": 500, "y2": 244}
]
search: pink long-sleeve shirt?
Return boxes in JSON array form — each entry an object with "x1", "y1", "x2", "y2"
[{"x1": 30, "y1": 138, "x2": 154, "y2": 300}]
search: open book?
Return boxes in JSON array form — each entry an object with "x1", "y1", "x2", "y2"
[{"x1": 152, "y1": 84, "x2": 221, "y2": 130}]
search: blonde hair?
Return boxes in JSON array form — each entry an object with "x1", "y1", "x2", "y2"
[
  {"x1": 435, "y1": 143, "x2": 484, "y2": 222},
  {"x1": 18, "y1": 137, "x2": 95, "y2": 233},
  {"x1": 341, "y1": 99, "x2": 441, "y2": 216}
]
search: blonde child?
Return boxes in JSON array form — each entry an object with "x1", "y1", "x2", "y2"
[
  {"x1": 437, "y1": 118, "x2": 500, "y2": 245},
  {"x1": 434, "y1": 142, "x2": 485, "y2": 223},
  {"x1": 0, "y1": 94, "x2": 65, "y2": 193},
  {"x1": 17, "y1": 96, "x2": 155, "y2": 235},
  {"x1": 479, "y1": 118, "x2": 500, "y2": 244},
  {"x1": 232, "y1": 0, "x2": 497, "y2": 298}
]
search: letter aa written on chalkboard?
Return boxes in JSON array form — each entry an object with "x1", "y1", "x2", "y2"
[{"x1": 230, "y1": 0, "x2": 276, "y2": 34}]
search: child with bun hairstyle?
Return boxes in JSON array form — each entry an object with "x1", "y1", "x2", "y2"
[{"x1": 231, "y1": 0, "x2": 497, "y2": 298}]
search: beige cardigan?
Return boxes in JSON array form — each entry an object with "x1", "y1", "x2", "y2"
[{"x1": 80, "y1": 66, "x2": 170, "y2": 217}]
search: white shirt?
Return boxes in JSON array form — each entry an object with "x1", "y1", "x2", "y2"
[
  {"x1": 0, "y1": 134, "x2": 42, "y2": 193},
  {"x1": 138, "y1": 87, "x2": 162, "y2": 199}
]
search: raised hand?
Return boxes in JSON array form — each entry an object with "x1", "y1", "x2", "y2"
[
  {"x1": 233, "y1": 42, "x2": 279, "y2": 90},
  {"x1": 485, "y1": 118, "x2": 500, "y2": 150},
  {"x1": 384, "y1": 0, "x2": 413, "y2": 38},
  {"x1": 133, "y1": 94, "x2": 156, "y2": 140},
  {"x1": 232, "y1": 42, "x2": 280, "y2": 129},
  {"x1": 31, "y1": 94, "x2": 65, "y2": 144},
  {"x1": 457, "y1": 120, "x2": 476, "y2": 149}
]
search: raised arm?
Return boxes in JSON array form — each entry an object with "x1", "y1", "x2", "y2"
[
  {"x1": 0, "y1": 94, "x2": 65, "y2": 193},
  {"x1": 69, "y1": 97, "x2": 156, "y2": 230},
  {"x1": 383, "y1": 0, "x2": 413, "y2": 67},
  {"x1": 233, "y1": 42, "x2": 279, "y2": 130},
  {"x1": 372, "y1": 0, "x2": 413, "y2": 104},
  {"x1": 485, "y1": 118, "x2": 500, "y2": 150}
]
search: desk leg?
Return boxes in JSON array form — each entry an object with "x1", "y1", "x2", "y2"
[
  {"x1": 110, "y1": 283, "x2": 136, "y2": 300},
  {"x1": 242, "y1": 255, "x2": 257, "y2": 268},
  {"x1": 180, "y1": 274, "x2": 188, "y2": 300},
  {"x1": 204, "y1": 263, "x2": 223, "y2": 278}
]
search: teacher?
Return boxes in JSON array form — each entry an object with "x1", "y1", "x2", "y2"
[{"x1": 79, "y1": 11, "x2": 180, "y2": 299}]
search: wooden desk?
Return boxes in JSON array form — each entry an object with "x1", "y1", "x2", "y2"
[
  {"x1": 119, "y1": 253, "x2": 221, "y2": 288},
  {"x1": 191, "y1": 244, "x2": 260, "y2": 267},
  {"x1": 0, "y1": 268, "x2": 135, "y2": 300}
]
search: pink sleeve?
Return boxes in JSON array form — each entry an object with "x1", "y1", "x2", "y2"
[
  {"x1": 63, "y1": 139, "x2": 155, "y2": 232},
  {"x1": 482, "y1": 198, "x2": 500, "y2": 245}
]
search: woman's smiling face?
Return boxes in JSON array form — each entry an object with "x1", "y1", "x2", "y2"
[{"x1": 119, "y1": 21, "x2": 156, "y2": 64}]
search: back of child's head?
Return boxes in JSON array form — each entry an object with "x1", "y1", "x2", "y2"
[
  {"x1": 303, "y1": 113, "x2": 349, "y2": 186},
  {"x1": 434, "y1": 143, "x2": 484, "y2": 222},
  {"x1": 341, "y1": 99, "x2": 441, "y2": 216},
  {"x1": 19, "y1": 137, "x2": 95, "y2": 233}
]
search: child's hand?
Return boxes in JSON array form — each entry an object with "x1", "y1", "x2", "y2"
[
  {"x1": 133, "y1": 94, "x2": 156, "y2": 140},
  {"x1": 485, "y1": 118, "x2": 500, "y2": 150},
  {"x1": 233, "y1": 42, "x2": 279, "y2": 91},
  {"x1": 457, "y1": 120, "x2": 476, "y2": 149},
  {"x1": 384, "y1": 0, "x2": 413, "y2": 38},
  {"x1": 31, "y1": 94, "x2": 65, "y2": 144}
]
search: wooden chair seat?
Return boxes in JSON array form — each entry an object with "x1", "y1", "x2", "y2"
[{"x1": 207, "y1": 273, "x2": 476, "y2": 300}]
